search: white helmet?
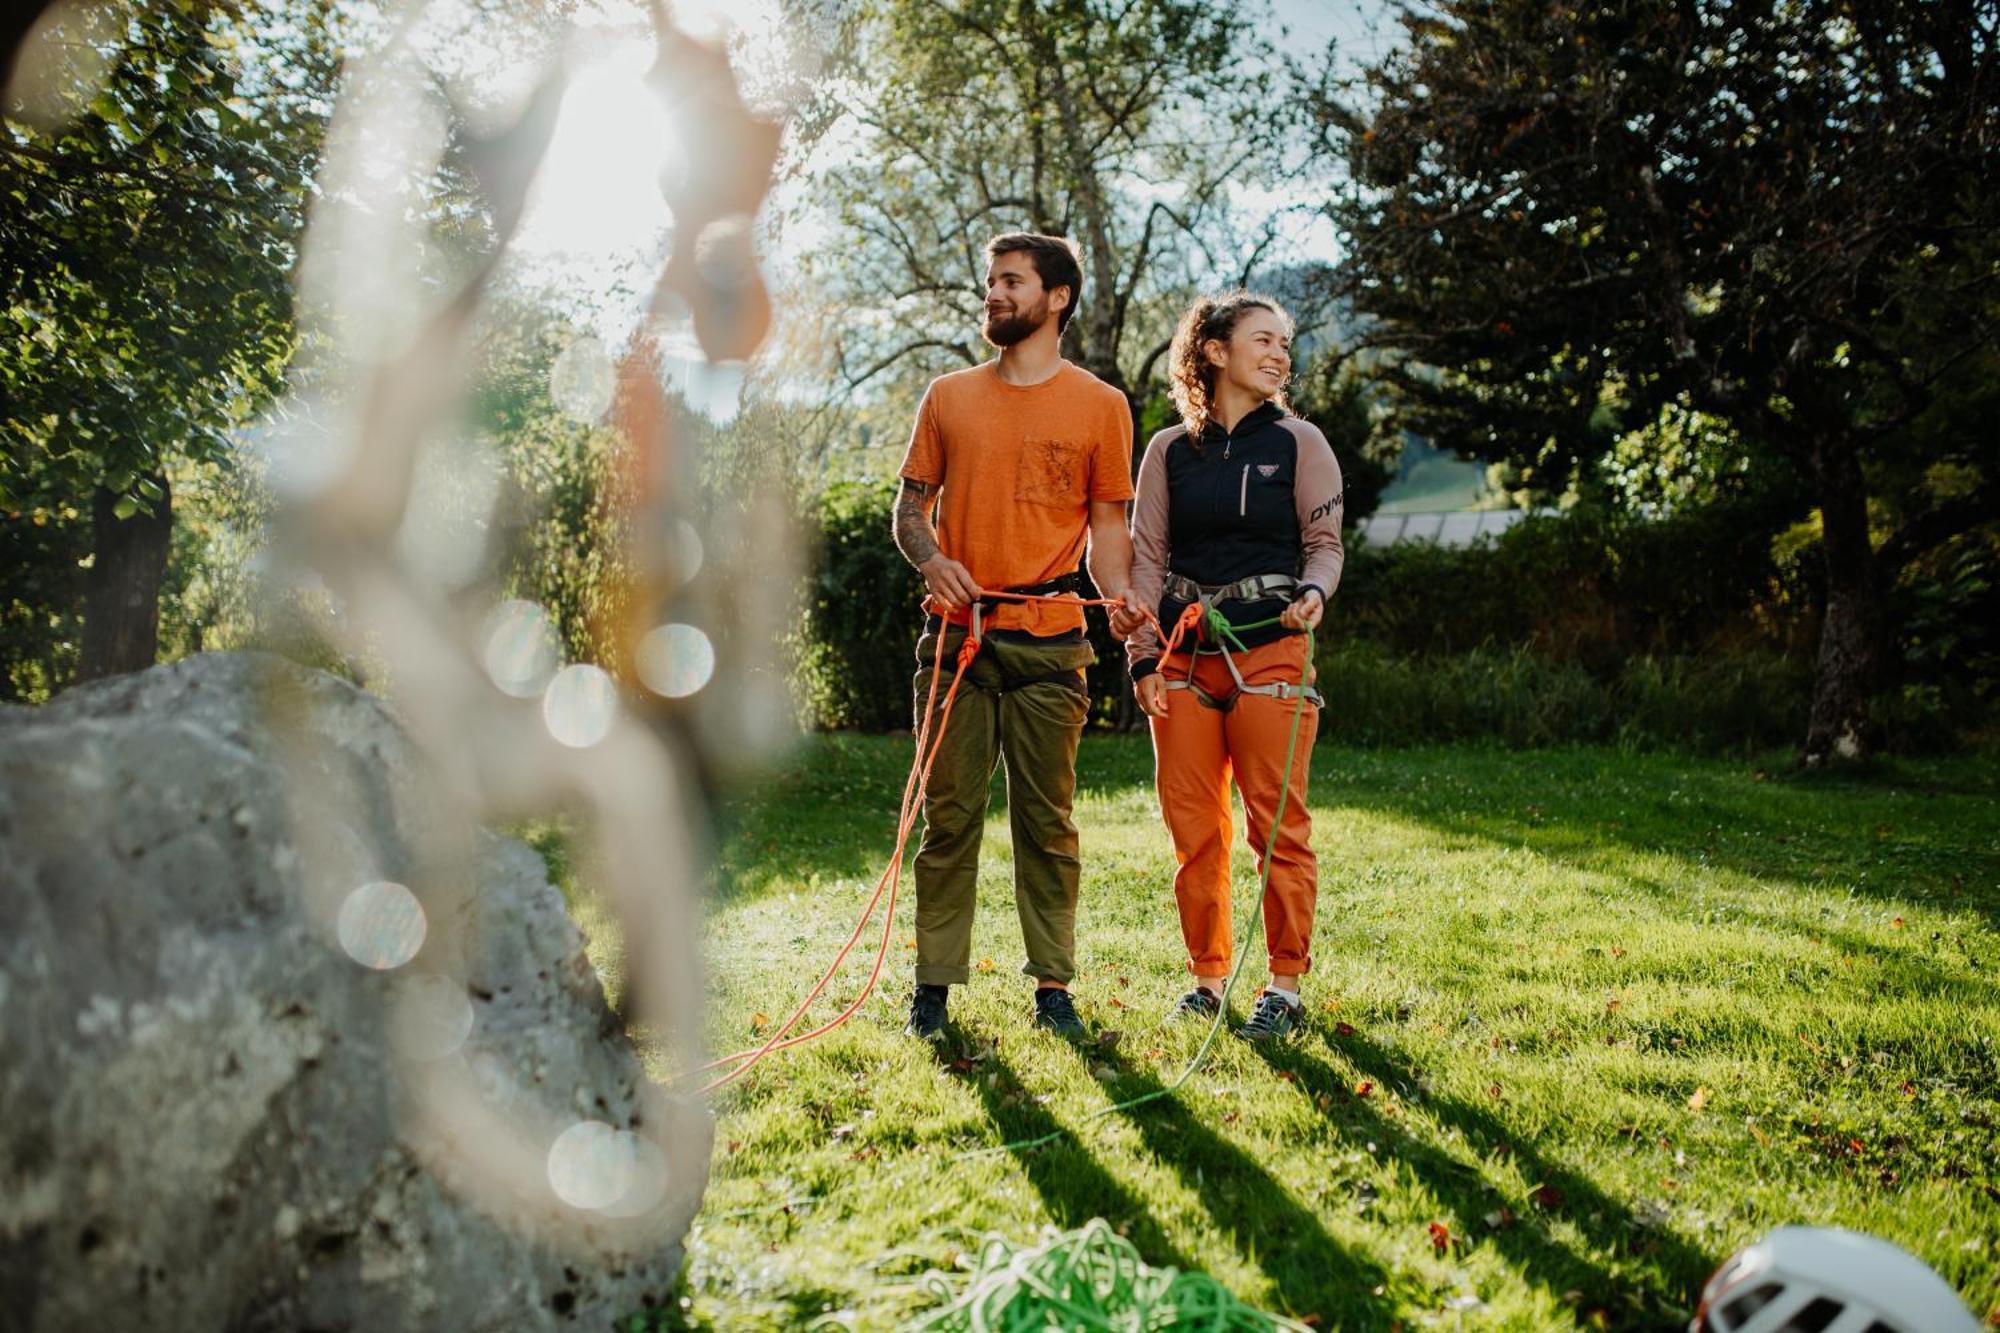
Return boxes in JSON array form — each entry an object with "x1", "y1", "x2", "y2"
[{"x1": 1691, "y1": 1226, "x2": 1981, "y2": 1333}]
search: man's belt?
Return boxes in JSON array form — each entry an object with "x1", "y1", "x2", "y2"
[
  {"x1": 986, "y1": 569, "x2": 1088, "y2": 604},
  {"x1": 1164, "y1": 572, "x2": 1298, "y2": 606},
  {"x1": 930, "y1": 569, "x2": 1089, "y2": 637}
]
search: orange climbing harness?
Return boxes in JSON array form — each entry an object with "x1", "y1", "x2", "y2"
[{"x1": 690, "y1": 588, "x2": 1139, "y2": 1094}]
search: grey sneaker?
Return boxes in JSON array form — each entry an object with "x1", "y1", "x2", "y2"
[
  {"x1": 1237, "y1": 990, "x2": 1303, "y2": 1043},
  {"x1": 906, "y1": 984, "x2": 948, "y2": 1041},
  {"x1": 1032, "y1": 987, "x2": 1086, "y2": 1038},
  {"x1": 1170, "y1": 987, "x2": 1223, "y2": 1023}
]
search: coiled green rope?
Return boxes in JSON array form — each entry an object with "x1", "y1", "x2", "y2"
[{"x1": 908, "y1": 1219, "x2": 1313, "y2": 1332}]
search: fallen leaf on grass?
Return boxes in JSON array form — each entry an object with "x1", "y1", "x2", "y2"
[
  {"x1": 1610, "y1": 946, "x2": 1627, "y2": 958},
  {"x1": 1901, "y1": 1081, "x2": 1916, "y2": 1097},
  {"x1": 1605, "y1": 998, "x2": 1622, "y2": 1013},
  {"x1": 1487, "y1": 1083, "x2": 1504, "y2": 1100},
  {"x1": 1117, "y1": 975, "x2": 1130, "y2": 988},
  {"x1": 726, "y1": 1140, "x2": 741, "y2": 1155},
  {"x1": 903, "y1": 937, "x2": 918, "y2": 951},
  {"x1": 1427, "y1": 1221, "x2": 1452, "y2": 1253},
  {"x1": 1532, "y1": 1183, "x2": 1565, "y2": 1210},
  {"x1": 1891, "y1": 916, "x2": 1905, "y2": 929},
  {"x1": 1355, "y1": 1080, "x2": 1374, "y2": 1097},
  {"x1": 1109, "y1": 996, "x2": 1129, "y2": 1010},
  {"x1": 1335, "y1": 1021, "x2": 1357, "y2": 1037},
  {"x1": 1849, "y1": 1137, "x2": 1867, "y2": 1157},
  {"x1": 1315, "y1": 1093, "x2": 1334, "y2": 1111},
  {"x1": 1221, "y1": 1110, "x2": 1240, "y2": 1124},
  {"x1": 1275, "y1": 1070, "x2": 1298, "y2": 1083},
  {"x1": 1144, "y1": 1046, "x2": 1165, "y2": 1061},
  {"x1": 1687, "y1": 1086, "x2": 1709, "y2": 1112},
  {"x1": 1748, "y1": 1122, "x2": 1771, "y2": 1147},
  {"x1": 751, "y1": 1012, "x2": 771, "y2": 1032},
  {"x1": 975, "y1": 957, "x2": 996, "y2": 973}
]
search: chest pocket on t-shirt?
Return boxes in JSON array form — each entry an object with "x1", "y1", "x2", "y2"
[
  {"x1": 1239, "y1": 460, "x2": 1293, "y2": 520},
  {"x1": 1015, "y1": 438, "x2": 1086, "y2": 510}
]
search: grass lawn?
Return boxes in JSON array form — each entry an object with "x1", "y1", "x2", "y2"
[{"x1": 552, "y1": 737, "x2": 2000, "y2": 1331}]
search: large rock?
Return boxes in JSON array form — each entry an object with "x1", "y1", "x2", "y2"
[{"x1": 0, "y1": 653, "x2": 708, "y2": 1332}]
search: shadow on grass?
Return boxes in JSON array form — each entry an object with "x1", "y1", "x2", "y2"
[
  {"x1": 1309, "y1": 747, "x2": 2000, "y2": 926},
  {"x1": 929, "y1": 1029, "x2": 1197, "y2": 1276},
  {"x1": 1044, "y1": 1037, "x2": 1396, "y2": 1330},
  {"x1": 1255, "y1": 1030, "x2": 1713, "y2": 1332}
]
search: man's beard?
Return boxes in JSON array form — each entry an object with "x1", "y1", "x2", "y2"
[{"x1": 982, "y1": 296, "x2": 1050, "y2": 348}]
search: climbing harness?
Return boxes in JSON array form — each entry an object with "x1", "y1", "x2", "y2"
[{"x1": 1157, "y1": 574, "x2": 1325, "y2": 713}]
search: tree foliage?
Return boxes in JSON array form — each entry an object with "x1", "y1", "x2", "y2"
[
  {"x1": 792, "y1": 0, "x2": 1304, "y2": 408},
  {"x1": 1, "y1": 0, "x2": 338, "y2": 684},
  {"x1": 1318, "y1": 0, "x2": 2000, "y2": 761}
]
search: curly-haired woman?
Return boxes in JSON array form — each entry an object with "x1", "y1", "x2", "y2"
[{"x1": 1108, "y1": 293, "x2": 1345, "y2": 1041}]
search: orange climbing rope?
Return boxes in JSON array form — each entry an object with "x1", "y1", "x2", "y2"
[{"x1": 691, "y1": 588, "x2": 1133, "y2": 1094}]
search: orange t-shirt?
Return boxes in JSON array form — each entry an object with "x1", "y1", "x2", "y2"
[{"x1": 899, "y1": 361, "x2": 1135, "y2": 636}]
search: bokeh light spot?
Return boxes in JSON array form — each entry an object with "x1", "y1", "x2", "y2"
[
  {"x1": 547, "y1": 1121, "x2": 666, "y2": 1215},
  {"x1": 547, "y1": 1120, "x2": 621, "y2": 1210},
  {"x1": 635, "y1": 624, "x2": 715, "y2": 699},
  {"x1": 482, "y1": 600, "x2": 561, "y2": 697},
  {"x1": 389, "y1": 973, "x2": 475, "y2": 1061},
  {"x1": 4, "y1": 1, "x2": 120, "y2": 131},
  {"x1": 337, "y1": 881, "x2": 426, "y2": 970},
  {"x1": 542, "y1": 663, "x2": 617, "y2": 747},
  {"x1": 550, "y1": 334, "x2": 616, "y2": 422}
]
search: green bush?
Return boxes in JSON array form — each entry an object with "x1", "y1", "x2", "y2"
[
  {"x1": 1315, "y1": 640, "x2": 1813, "y2": 752},
  {"x1": 792, "y1": 479, "x2": 925, "y2": 731},
  {"x1": 1335, "y1": 497, "x2": 1818, "y2": 666},
  {"x1": 787, "y1": 482, "x2": 1992, "y2": 751}
]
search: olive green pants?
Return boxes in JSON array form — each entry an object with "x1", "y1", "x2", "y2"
[{"x1": 911, "y1": 625, "x2": 1095, "y2": 986}]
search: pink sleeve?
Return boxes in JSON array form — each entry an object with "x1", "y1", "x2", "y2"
[
  {"x1": 1280, "y1": 418, "x2": 1345, "y2": 600},
  {"x1": 1124, "y1": 426, "x2": 1181, "y2": 671}
]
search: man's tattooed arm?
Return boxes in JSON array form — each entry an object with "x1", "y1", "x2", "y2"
[{"x1": 893, "y1": 479, "x2": 941, "y2": 568}]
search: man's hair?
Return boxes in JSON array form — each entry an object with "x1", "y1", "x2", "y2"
[{"x1": 985, "y1": 232, "x2": 1083, "y2": 334}]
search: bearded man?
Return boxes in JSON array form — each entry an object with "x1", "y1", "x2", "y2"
[{"x1": 892, "y1": 232, "x2": 1135, "y2": 1040}]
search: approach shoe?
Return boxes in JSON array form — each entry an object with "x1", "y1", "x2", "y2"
[
  {"x1": 1169, "y1": 987, "x2": 1223, "y2": 1024},
  {"x1": 905, "y1": 983, "x2": 949, "y2": 1041},
  {"x1": 1032, "y1": 987, "x2": 1087, "y2": 1038},
  {"x1": 1237, "y1": 990, "x2": 1304, "y2": 1043}
]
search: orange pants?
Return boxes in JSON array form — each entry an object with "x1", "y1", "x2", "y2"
[{"x1": 1149, "y1": 634, "x2": 1319, "y2": 977}]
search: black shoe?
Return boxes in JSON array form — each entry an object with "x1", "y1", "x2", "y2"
[
  {"x1": 1237, "y1": 990, "x2": 1303, "y2": 1043},
  {"x1": 1169, "y1": 987, "x2": 1223, "y2": 1023},
  {"x1": 906, "y1": 984, "x2": 948, "y2": 1041},
  {"x1": 1032, "y1": 986, "x2": 1086, "y2": 1038}
]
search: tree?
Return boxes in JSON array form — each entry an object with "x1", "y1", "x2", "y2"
[
  {"x1": 793, "y1": 0, "x2": 1306, "y2": 414},
  {"x1": 1315, "y1": 0, "x2": 1999, "y2": 762},
  {"x1": 1, "y1": 2, "x2": 336, "y2": 685}
]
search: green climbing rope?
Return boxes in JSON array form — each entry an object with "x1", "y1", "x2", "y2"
[{"x1": 907, "y1": 1219, "x2": 1314, "y2": 1332}]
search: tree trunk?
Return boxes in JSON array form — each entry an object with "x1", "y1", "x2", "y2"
[
  {"x1": 77, "y1": 474, "x2": 172, "y2": 684},
  {"x1": 1801, "y1": 440, "x2": 1882, "y2": 766}
]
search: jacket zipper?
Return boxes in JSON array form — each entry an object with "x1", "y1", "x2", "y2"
[{"x1": 1238, "y1": 464, "x2": 1249, "y2": 517}]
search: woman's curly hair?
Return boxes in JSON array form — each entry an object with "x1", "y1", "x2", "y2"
[{"x1": 1167, "y1": 291, "x2": 1294, "y2": 442}]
